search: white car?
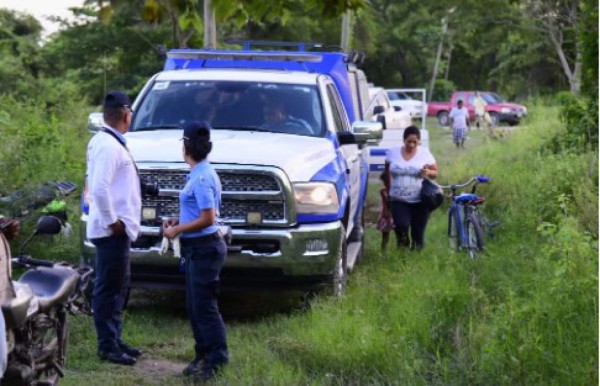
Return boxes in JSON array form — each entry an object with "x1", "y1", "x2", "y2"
[
  {"x1": 365, "y1": 87, "x2": 429, "y2": 175},
  {"x1": 366, "y1": 87, "x2": 412, "y2": 130},
  {"x1": 386, "y1": 88, "x2": 428, "y2": 118}
]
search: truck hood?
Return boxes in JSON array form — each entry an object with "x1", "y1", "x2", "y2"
[
  {"x1": 126, "y1": 129, "x2": 337, "y2": 182},
  {"x1": 390, "y1": 100, "x2": 423, "y2": 108}
]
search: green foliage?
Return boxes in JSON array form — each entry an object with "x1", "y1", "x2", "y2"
[
  {"x1": 545, "y1": 96, "x2": 599, "y2": 153},
  {"x1": 0, "y1": 92, "x2": 89, "y2": 192},
  {"x1": 579, "y1": 0, "x2": 599, "y2": 96},
  {"x1": 432, "y1": 79, "x2": 456, "y2": 101}
]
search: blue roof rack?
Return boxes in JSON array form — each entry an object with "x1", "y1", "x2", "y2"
[{"x1": 163, "y1": 42, "x2": 363, "y2": 122}]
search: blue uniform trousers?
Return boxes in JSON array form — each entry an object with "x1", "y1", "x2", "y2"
[
  {"x1": 91, "y1": 234, "x2": 130, "y2": 353},
  {"x1": 181, "y1": 233, "x2": 229, "y2": 370}
]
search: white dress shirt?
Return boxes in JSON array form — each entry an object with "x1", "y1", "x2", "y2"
[{"x1": 86, "y1": 126, "x2": 141, "y2": 241}]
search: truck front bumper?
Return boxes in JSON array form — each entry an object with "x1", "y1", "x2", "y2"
[{"x1": 81, "y1": 217, "x2": 343, "y2": 290}]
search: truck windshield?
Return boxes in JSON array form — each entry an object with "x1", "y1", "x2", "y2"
[
  {"x1": 483, "y1": 92, "x2": 505, "y2": 104},
  {"x1": 131, "y1": 80, "x2": 325, "y2": 137}
]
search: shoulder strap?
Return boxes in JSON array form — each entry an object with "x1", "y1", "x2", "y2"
[{"x1": 101, "y1": 128, "x2": 140, "y2": 177}]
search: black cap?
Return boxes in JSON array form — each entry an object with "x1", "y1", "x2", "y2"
[
  {"x1": 182, "y1": 121, "x2": 211, "y2": 142},
  {"x1": 103, "y1": 91, "x2": 132, "y2": 109}
]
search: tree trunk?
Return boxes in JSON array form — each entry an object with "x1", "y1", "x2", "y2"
[
  {"x1": 428, "y1": 16, "x2": 448, "y2": 102},
  {"x1": 549, "y1": 30, "x2": 582, "y2": 94},
  {"x1": 204, "y1": 0, "x2": 217, "y2": 48},
  {"x1": 444, "y1": 43, "x2": 453, "y2": 80}
]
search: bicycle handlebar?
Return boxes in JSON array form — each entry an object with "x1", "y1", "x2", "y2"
[{"x1": 439, "y1": 175, "x2": 491, "y2": 190}]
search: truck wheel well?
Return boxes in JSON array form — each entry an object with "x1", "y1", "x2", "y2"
[{"x1": 342, "y1": 200, "x2": 350, "y2": 230}]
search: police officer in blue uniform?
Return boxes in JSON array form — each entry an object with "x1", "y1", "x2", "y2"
[{"x1": 163, "y1": 121, "x2": 228, "y2": 382}]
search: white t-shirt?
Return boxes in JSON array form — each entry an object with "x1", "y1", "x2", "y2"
[
  {"x1": 385, "y1": 146, "x2": 436, "y2": 203},
  {"x1": 449, "y1": 107, "x2": 469, "y2": 129}
]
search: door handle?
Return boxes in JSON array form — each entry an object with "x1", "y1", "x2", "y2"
[{"x1": 349, "y1": 156, "x2": 358, "y2": 163}]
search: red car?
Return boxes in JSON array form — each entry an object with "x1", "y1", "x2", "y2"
[{"x1": 428, "y1": 91, "x2": 527, "y2": 126}]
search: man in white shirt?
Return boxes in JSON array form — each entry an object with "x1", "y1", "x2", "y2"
[
  {"x1": 86, "y1": 91, "x2": 141, "y2": 366},
  {"x1": 473, "y1": 91, "x2": 487, "y2": 130},
  {"x1": 449, "y1": 99, "x2": 470, "y2": 149}
]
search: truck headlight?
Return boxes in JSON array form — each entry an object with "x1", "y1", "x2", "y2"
[
  {"x1": 293, "y1": 182, "x2": 339, "y2": 214},
  {"x1": 500, "y1": 107, "x2": 511, "y2": 114}
]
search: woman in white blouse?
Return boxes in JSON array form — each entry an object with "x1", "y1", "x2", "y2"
[{"x1": 383, "y1": 126, "x2": 438, "y2": 250}]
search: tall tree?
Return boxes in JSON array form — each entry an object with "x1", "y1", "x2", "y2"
[{"x1": 522, "y1": 0, "x2": 582, "y2": 94}]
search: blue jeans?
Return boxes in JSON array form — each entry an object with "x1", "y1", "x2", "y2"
[
  {"x1": 181, "y1": 234, "x2": 229, "y2": 369},
  {"x1": 91, "y1": 234, "x2": 130, "y2": 353}
]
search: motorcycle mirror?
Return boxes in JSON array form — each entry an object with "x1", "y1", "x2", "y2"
[
  {"x1": 35, "y1": 216, "x2": 63, "y2": 235},
  {"x1": 17, "y1": 216, "x2": 63, "y2": 259}
]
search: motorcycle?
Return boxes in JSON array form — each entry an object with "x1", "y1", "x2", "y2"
[{"x1": 0, "y1": 182, "x2": 93, "y2": 386}]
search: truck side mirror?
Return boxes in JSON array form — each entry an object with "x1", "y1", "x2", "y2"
[
  {"x1": 393, "y1": 106, "x2": 402, "y2": 112},
  {"x1": 352, "y1": 121, "x2": 383, "y2": 145},
  {"x1": 88, "y1": 112, "x2": 104, "y2": 133},
  {"x1": 337, "y1": 131, "x2": 356, "y2": 145},
  {"x1": 373, "y1": 105, "x2": 385, "y2": 115}
]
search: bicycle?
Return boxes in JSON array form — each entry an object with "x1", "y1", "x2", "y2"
[{"x1": 439, "y1": 175, "x2": 491, "y2": 259}]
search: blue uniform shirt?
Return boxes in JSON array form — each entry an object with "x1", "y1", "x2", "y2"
[{"x1": 179, "y1": 160, "x2": 221, "y2": 238}]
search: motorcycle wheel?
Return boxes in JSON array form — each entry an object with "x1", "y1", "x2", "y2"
[{"x1": 31, "y1": 310, "x2": 69, "y2": 385}]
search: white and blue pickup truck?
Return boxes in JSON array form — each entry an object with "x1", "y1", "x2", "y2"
[{"x1": 81, "y1": 43, "x2": 382, "y2": 294}]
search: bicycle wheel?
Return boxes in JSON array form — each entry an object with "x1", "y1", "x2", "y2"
[
  {"x1": 465, "y1": 211, "x2": 485, "y2": 259},
  {"x1": 448, "y1": 208, "x2": 460, "y2": 251}
]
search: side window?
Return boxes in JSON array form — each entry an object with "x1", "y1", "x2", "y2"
[
  {"x1": 455, "y1": 93, "x2": 466, "y2": 104},
  {"x1": 326, "y1": 84, "x2": 349, "y2": 133}
]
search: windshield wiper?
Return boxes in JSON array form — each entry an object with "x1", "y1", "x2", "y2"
[
  {"x1": 213, "y1": 126, "x2": 272, "y2": 132},
  {"x1": 134, "y1": 125, "x2": 181, "y2": 132}
]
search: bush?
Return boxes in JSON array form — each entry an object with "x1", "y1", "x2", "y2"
[
  {"x1": 544, "y1": 96, "x2": 599, "y2": 153},
  {"x1": 432, "y1": 79, "x2": 456, "y2": 101},
  {"x1": 554, "y1": 90, "x2": 575, "y2": 105}
]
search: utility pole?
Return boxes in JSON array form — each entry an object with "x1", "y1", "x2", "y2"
[
  {"x1": 428, "y1": 16, "x2": 448, "y2": 102},
  {"x1": 428, "y1": 7, "x2": 455, "y2": 102},
  {"x1": 340, "y1": 11, "x2": 352, "y2": 52},
  {"x1": 204, "y1": 0, "x2": 216, "y2": 48}
]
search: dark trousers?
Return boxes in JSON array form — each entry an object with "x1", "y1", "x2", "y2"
[
  {"x1": 91, "y1": 234, "x2": 130, "y2": 353},
  {"x1": 390, "y1": 201, "x2": 431, "y2": 249},
  {"x1": 181, "y1": 234, "x2": 229, "y2": 369}
]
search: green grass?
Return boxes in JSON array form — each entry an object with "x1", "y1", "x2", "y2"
[{"x1": 6, "y1": 107, "x2": 598, "y2": 385}]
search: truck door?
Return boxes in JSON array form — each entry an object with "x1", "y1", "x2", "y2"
[{"x1": 325, "y1": 82, "x2": 360, "y2": 234}]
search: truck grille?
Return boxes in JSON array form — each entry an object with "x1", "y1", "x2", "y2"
[{"x1": 139, "y1": 169, "x2": 287, "y2": 225}]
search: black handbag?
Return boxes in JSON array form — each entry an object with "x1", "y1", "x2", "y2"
[{"x1": 420, "y1": 178, "x2": 444, "y2": 211}]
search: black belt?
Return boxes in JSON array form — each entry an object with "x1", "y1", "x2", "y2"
[{"x1": 180, "y1": 232, "x2": 222, "y2": 246}]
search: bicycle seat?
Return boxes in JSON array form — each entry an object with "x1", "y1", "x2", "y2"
[
  {"x1": 466, "y1": 197, "x2": 486, "y2": 206},
  {"x1": 455, "y1": 193, "x2": 479, "y2": 204},
  {"x1": 19, "y1": 266, "x2": 79, "y2": 312}
]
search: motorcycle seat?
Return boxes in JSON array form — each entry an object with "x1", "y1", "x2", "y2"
[{"x1": 18, "y1": 266, "x2": 79, "y2": 312}]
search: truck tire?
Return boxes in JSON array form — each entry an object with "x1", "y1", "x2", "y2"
[
  {"x1": 437, "y1": 111, "x2": 449, "y2": 127},
  {"x1": 331, "y1": 226, "x2": 348, "y2": 297}
]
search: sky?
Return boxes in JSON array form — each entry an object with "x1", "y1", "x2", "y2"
[{"x1": 0, "y1": 0, "x2": 84, "y2": 36}]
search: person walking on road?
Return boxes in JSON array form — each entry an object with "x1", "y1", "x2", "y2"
[
  {"x1": 86, "y1": 91, "x2": 142, "y2": 366},
  {"x1": 473, "y1": 91, "x2": 487, "y2": 131},
  {"x1": 163, "y1": 121, "x2": 229, "y2": 383},
  {"x1": 449, "y1": 99, "x2": 470, "y2": 148}
]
